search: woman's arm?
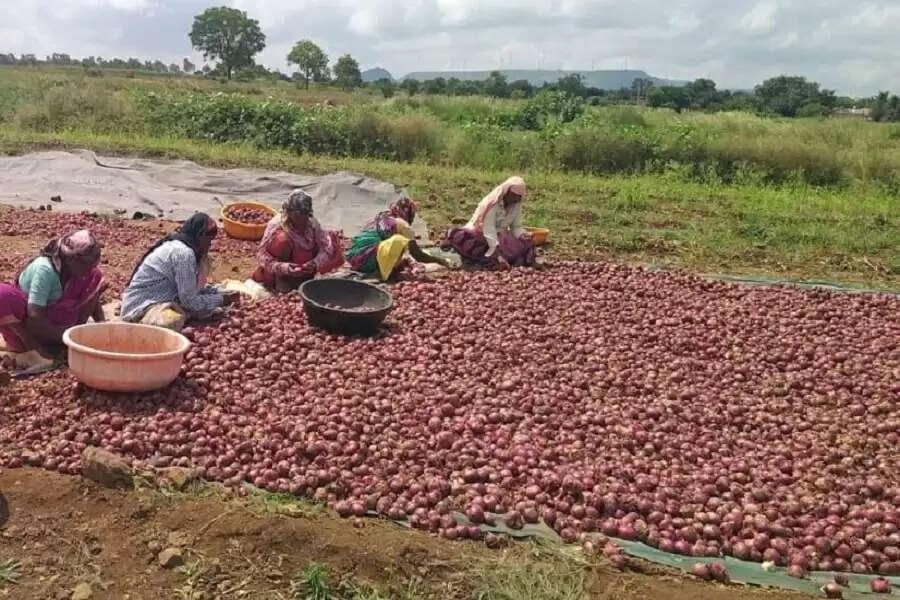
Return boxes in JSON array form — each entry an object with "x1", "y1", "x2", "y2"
[
  {"x1": 24, "y1": 304, "x2": 68, "y2": 344},
  {"x1": 408, "y1": 240, "x2": 450, "y2": 267},
  {"x1": 172, "y1": 250, "x2": 224, "y2": 317},
  {"x1": 257, "y1": 230, "x2": 298, "y2": 276}
]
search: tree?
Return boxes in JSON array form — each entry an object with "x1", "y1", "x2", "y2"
[
  {"x1": 754, "y1": 75, "x2": 834, "y2": 117},
  {"x1": 647, "y1": 86, "x2": 690, "y2": 113},
  {"x1": 423, "y1": 77, "x2": 447, "y2": 95},
  {"x1": 509, "y1": 79, "x2": 535, "y2": 98},
  {"x1": 558, "y1": 74, "x2": 587, "y2": 98},
  {"x1": 684, "y1": 78, "x2": 719, "y2": 109},
  {"x1": 189, "y1": 6, "x2": 265, "y2": 80},
  {"x1": 333, "y1": 54, "x2": 362, "y2": 89},
  {"x1": 484, "y1": 70, "x2": 509, "y2": 98},
  {"x1": 374, "y1": 78, "x2": 395, "y2": 98},
  {"x1": 400, "y1": 78, "x2": 420, "y2": 96},
  {"x1": 287, "y1": 39, "x2": 328, "y2": 90},
  {"x1": 183, "y1": 58, "x2": 195, "y2": 74},
  {"x1": 631, "y1": 77, "x2": 654, "y2": 102},
  {"x1": 169, "y1": 63, "x2": 181, "y2": 74}
]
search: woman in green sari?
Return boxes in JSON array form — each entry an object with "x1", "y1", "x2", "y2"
[{"x1": 347, "y1": 198, "x2": 448, "y2": 280}]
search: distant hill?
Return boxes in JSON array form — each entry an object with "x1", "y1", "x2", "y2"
[
  {"x1": 400, "y1": 69, "x2": 687, "y2": 90},
  {"x1": 362, "y1": 68, "x2": 393, "y2": 83}
]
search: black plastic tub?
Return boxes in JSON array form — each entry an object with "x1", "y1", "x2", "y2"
[{"x1": 299, "y1": 279, "x2": 394, "y2": 336}]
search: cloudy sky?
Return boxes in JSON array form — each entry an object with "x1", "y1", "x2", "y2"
[{"x1": 1, "y1": 0, "x2": 897, "y2": 96}]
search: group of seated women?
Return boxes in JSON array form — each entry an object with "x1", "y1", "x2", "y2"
[{"x1": 0, "y1": 176, "x2": 538, "y2": 354}]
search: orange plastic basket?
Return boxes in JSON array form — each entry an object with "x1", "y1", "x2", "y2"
[
  {"x1": 525, "y1": 226, "x2": 550, "y2": 246},
  {"x1": 221, "y1": 202, "x2": 277, "y2": 241}
]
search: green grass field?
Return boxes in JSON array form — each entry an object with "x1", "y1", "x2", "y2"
[{"x1": 1, "y1": 66, "x2": 898, "y2": 288}]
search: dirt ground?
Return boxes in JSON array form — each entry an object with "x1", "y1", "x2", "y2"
[
  {"x1": 0, "y1": 469, "x2": 811, "y2": 600},
  {"x1": 0, "y1": 207, "x2": 815, "y2": 599}
]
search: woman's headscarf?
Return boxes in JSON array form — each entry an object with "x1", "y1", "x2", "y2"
[
  {"x1": 284, "y1": 189, "x2": 313, "y2": 218},
  {"x1": 129, "y1": 212, "x2": 217, "y2": 283},
  {"x1": 40, "y1": 230, "x2": 100, "y2": 273},
  {"x1": 469, "y1": 176, "x2": 526, "y2": 232},
  {"x1": 389, "y1": 196, "x2": 418, "y2": 225}
]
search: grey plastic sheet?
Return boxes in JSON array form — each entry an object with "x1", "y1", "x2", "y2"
[{"x1": 0, "y1": 150, "x2": 429, "y2": 240}]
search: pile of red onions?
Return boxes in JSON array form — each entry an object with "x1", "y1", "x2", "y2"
[
  {"x1": 224, "y1": 206, "x2": 272, "y2": 225},
  {"x1": 0, "y1": 260, "x2": 898, "y2": 574}
]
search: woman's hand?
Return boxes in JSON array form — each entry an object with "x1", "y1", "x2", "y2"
[{"x1": 290, "y1": 261, "x2": 317, "y2": 277}]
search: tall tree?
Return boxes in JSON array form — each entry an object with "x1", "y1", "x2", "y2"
[
  {"x1": 558, "y1": 74, "x2": 587, "y2": 98},
  {"x1": 631, "y1": 77, "x2": 654, "y2": 101},
  {"x1": 189, "y1": 6, "x2": 265, "y2": 80},
  {"x1": 374, "y1": 78, "x2": 395, "y2": 98},
  {"x1": 484, "y1": 70, "x2": 509, "y2": 98},
  {"x1": 286, "y1": 40, "x2": 328, "y2": 89},
  {"x1": 400, "y1": 78, "x2": 420, "y2": 96},
  {"x1": 754, "y1": 75, "x2": 834, "y2": 117},
  {"x1": 182, "y1": 58, "x2": 195, "y2": 74},
  {"x1": 333, "y1": 54, "x2": 362, "y2": 89}
]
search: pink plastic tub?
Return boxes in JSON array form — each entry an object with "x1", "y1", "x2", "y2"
[{"x1": 63, "y1": 323, "x2": 190, "y2": 392}]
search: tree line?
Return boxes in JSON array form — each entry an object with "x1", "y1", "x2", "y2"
[
  {"x1": 0, "y1": 52, "x2": 196, "y2": 75},
  {"x1": 3, "y1": 5, "x2": 897, "y2": 121}
]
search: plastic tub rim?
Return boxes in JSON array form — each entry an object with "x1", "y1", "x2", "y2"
[
  {"x1": 63, "y1": 322, "x2": 191, "y2": 362},
  {"x1": 299, "y1": 279, "x2": 394, "y2": 315}
]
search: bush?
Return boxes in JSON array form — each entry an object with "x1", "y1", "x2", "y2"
[
  {"x1": 705, "y1": 136, "x2": 844, "y2": 186},
  {"x1": 514, "y1": 90, "x2": 584, "y2": 130},
  {"x1": 14, "y1": 83, "x2": 141, "y2": 132},
  {"x1": 555, "y1": 127, "x2": 653, "y2": 174}
]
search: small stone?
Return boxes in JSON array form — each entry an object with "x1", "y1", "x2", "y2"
[
  {"x1": 158, "y1": 547, "x2": 184, "y2": 569},
  {"x1": 71, "y1": 582, "x2": 93, "y2": 600},
  {"x1": 82, "y1": 447, "x2": 133, "y2": 489},
  {"x1": 21, "y1": 450, "x2": 41, "y2": 466}
]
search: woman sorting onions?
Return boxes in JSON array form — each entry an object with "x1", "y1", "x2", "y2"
[
  {"x1": 122, "y1": 213, "x2": 239, "y2": 331},
  {"x1": 347, "y1": 197, "x2": 449, "y2": 280},
  {"x1": 252, "y1": 190, "x2": 344, "y2": 292},
  {"x1": 441, "y1": 176, "x2": 537, "y2": 268},
  {"x1": 0, "y1": 230, "x2": 106, "y2": 352}
]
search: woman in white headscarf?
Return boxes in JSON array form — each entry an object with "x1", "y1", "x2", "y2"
[{"x1": 441, "y1": 176, "x2": 537, "y2": 267}]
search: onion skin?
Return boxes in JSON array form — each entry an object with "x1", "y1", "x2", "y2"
[{"x1": 823, "y1": 583, "x2": 844, "y2": 599}]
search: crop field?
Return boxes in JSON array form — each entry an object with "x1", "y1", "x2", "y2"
[
  {"x1": 1, "y1": 66, "x2": 898, "y2": 287},
  {"x1": 0, "y1": 67, "x2": 898, "y2": 600}
]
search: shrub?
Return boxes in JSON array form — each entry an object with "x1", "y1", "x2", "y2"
[{"x1": 555, "y1": 127, "x2": 653, "y2": 174}]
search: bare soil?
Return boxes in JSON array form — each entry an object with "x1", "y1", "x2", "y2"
[{"x1": 0, "y1": 469, "x2": 809, "y2": 600}]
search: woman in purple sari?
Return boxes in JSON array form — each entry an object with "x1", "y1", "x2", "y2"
[
  {"x1": 0, "y1": 230, "x2": 106, "y2": 353},
  {"x1": 441, "y1": 176, "x2": 537, "y2": 268}
]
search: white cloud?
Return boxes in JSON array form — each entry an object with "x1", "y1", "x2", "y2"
[
  {"x1": 1, "y1": 0, "x2": 899, "y2": 95},
  {"x1": 740, "y1": 0, "x2": 778, "y2": 34}
]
